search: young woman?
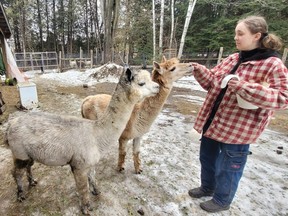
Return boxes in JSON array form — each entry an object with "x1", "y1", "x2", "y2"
[{"x1": 188, "y1": 15, "x2": 288, "y2": 213}]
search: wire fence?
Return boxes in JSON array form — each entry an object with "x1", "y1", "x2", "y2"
[
  {"x1": 15, "y1": 52, "x2": 58, "y2": 72},
  {"x1": 14, "y1": 47, "x2": 288, "y2": 72}
]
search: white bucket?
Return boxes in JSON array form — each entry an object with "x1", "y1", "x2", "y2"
[
  {"x1": 221, "y1": 74, "x2": 258, "y2": 110},
  {"x1": 236, "y1": 94, "x2": 258, "y2": 109}
]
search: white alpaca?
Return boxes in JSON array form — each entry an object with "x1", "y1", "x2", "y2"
[
  {"x1": 85, "y1": 60, "x2": 92, "y2": 68},
  {"x1": 69, "y1": 60, "x2": 78, "y2": 68},
  {"x1": 81, "y1": 57, "x2": 193, "y2": 173},
  {"x1": 6, "y1": 67, "x2": 159, "y2": 215}
]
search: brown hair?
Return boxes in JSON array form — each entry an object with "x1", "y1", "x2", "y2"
[{"x1": 238, "y1": 16, "x2": 283, "y2": 51}]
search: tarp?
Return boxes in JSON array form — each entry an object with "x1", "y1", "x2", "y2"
[
  {"x1": 0, "y1": 49, "x2": 5, "y2": 75},
  {"x1": 0, "y1": 90, "x2": 6, "y2": 114},
  {"x1": 4, "y1": 39, "x2": 26, "y2": 82}
]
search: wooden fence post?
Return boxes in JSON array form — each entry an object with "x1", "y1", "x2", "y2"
[
  {"x1": 59, "y1": 51, "x2": 62, "y2": 71},
  {"x1": 80, "y1": 47, "x2": 83, "y2": 69},
  {"x1": 90, "y1": 49, "x2": 93, "y2": 67},
  {"x1": 29, "y1": 53, "x2": 34, "y2": 71},
  {"x1": 217, "y1": 47, "x2": 223, "y2": 64},
  {"x1": 95, "y1": 49, "x2": 98, "y2": 65},
  {"x1": 282, "y1": 48, "x2": 288, "y2": 64}
]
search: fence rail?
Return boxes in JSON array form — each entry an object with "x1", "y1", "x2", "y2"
[
  {"x1": 14, "y1": 47, "x2": 288, "y2": 72},
  {"x1": 58, "y1": 49, "x2": 94, "y2": 71},
  {"x1": 15, "y1": 52, "x2": 58, "y2": 72},
  {"x1": 181, "y1": 47, "x2": 288, "y2": 67}
]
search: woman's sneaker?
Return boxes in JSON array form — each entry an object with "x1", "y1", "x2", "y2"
[
  {"x1": 188, "y1": 187, "x2": 214, "y2": 198},
  {"x1": 200, "y1": 199, "x2": 230, "y2": 213}
]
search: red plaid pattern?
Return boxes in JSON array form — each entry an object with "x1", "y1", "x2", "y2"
[{"x1": 193, "y1": 53, "x2": 288, "y2": 144}]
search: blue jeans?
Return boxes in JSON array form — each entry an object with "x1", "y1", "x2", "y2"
[{"x1": 200, "y1": 136, "x2": 250, "y2": 206}]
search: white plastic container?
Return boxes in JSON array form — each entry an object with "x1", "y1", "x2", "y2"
[
  {"x1": 17, "y1": 81, "x2": 38, "y2": 109},
  {"x1": 221, "y1": 74, "x2": 258, "y2": 110},
  {"x1": 236, "y1": 94, "x2": 258, "y2": 109}
]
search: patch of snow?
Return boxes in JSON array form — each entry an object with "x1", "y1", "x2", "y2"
[{"x1": 175, "y1": 76, "x2": 206, "y2": 92}]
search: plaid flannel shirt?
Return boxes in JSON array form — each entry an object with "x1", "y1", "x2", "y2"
[{"x1": 193, "y1": 53, "x2": 288, "y2": 144}]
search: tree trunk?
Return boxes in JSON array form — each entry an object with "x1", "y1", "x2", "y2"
[
  {"x1": 52, "y1": 0, "x2": 58, "y2": 52},
  {"x1": 84, "y1": 0, "x2": 90, "y2": 52},
  {"x1": 12, "y1": 9, "x2": 21, "y2": 52},
  {"x1": 19, "y1": 0, "x2": 27, "y2": 52},
  {"x1": 102, "y1": 0, "x2": 119, "y2": 63},
  {"x1": 169, "y1": 0, "x2": 175, "y2": 57},
  {"x1": 59, "y1": 0, "x2": 65, "y2": 56},
  {"x1": 67, "y1": 0, "x2": 74, "y2": 54},
  {"x1": 102, "y1": 0, "x2": 112, "y2": 63},
  {"x1": 111, "y1": 0, "x2": 120, "y2": 62},
  {"x1": 90, "y1": 0, "x2": 102, "y2": 54},
  {"x1": 152, "y1": 0, "x2": 156, "y2": 60},
  {"x1": 45, "y1": 0, "x2": 49, "y2": 51},
  {"x1": 124, "y1": 0, "x2": 131, "y2": 64},
  {"x1": 178, "y1": 0, "x2": 197, "y2": 59},
  {"x1": 96, "y1": 0, "x2": 103, "y2": 53},
  {"x1": 159, "y1": 0, "x2": 165, "y2": 56},
  {"x1": 36, "y1": 0, "x2": 44, "y2": 52}
]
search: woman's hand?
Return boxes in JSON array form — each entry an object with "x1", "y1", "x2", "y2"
[
  {"x1": 190, "y1": 62, "x2": 202, "y2": 74},
  {"x1": 228, "y1": 79, "x2": 239, "y2": 86},
  {"x1": 221, "y1": 75, "x2": 239, "y2": 89},
  {"x1": 228, "y1": 79, "x2": 241, "y2": 93}
]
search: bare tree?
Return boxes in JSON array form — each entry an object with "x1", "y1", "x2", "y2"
[
  {"x1": 102, "y1": 0, "x2": 112, "y2": 63},
  {"x1": 177, "y1": 0, "x2": 197, "y2": 59},
  {"x1": 11, "y1": 1, "x2": 22, "y2": 52},
  {"x1": 59, "y1": 0, "x2": 65, "y2": 56},
  {"x1": 83, "y1": 0, "x2": 90, "y2": 51},
  {"x1": 52, "y1": 0, "x2": 57, "y2": 52},
  {"x1": 89, "y1": 0, "x2": 103, "y2": 53},
  {"x1": 152, "y1": 0, "x2": 156, "y2": 60},
  {"x1": 111, "y1": 0, "x2": 120, "y2": 62},
  {"x1": 100, "y1": 0, "x2": 120, "y2": 63},
  {"x1": 67, "y1": 0, "x2": 75, "y2": 54},
  {"x1": 169, "y1": 0, "x2": 175, "y2": 58},
  {"x1": 45, "y1": 0, "x2": 49, "y2": 50},
  {"x1": 159, "y1": 0, "x2": 165, "y2": 56},
  {"x1": 36, "y1": 0, "x2": 44, "y2": 52},
  {"x1": 123, "y1": 0, "x2": 132, "y2": 64}
]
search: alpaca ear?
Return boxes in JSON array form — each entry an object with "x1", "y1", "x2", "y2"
[
  {"x1": 153, "y1": 61, "x2": 160, "y2": 71},
  {"x1": 153, "y1": 61, "x2": 164, "y2": 75},
  {"x1": 161, "y1": 56, "x2": 167, "y2": 62},
  {"x1": 125, "y1": 67, "x2": 134, "y2": 82}
]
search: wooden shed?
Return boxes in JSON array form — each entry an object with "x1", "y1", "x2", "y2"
[{"x1": 0, "y1": 3, "x2": 12, "y2": 75}]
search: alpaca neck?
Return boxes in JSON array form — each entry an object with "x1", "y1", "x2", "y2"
[
  {"x1": 141, "y1": 81, "x2": 172, "y2": 117},
  {"x1": 129, "y1": 81, "x2": 171, "y2": 134},
  {"x1": 100, "y1": 84, "x2": 136, "y2": 141}
]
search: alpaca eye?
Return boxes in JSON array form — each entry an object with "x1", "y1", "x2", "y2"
[
  {"x1": 170, "y1": 67, "x2": 176, "y2": 72},
  {"x1": 138, "y1": 82, "x2": 145, "y2": 86}
]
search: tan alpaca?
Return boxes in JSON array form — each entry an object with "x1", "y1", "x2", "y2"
[
  {"x1": 81, "y1": 57, "x2": 193, "y2": 174},
  {"x1": 6, "y1": 67, "x2": 159, "y2": 215}
]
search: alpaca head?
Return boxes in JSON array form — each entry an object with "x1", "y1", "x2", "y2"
[
  {"x1": 119, "y1": 67, "x2": 159, "y2": 103},
  {"x1": 152, "y1": 56, "x2": 194, "y2": 85}
]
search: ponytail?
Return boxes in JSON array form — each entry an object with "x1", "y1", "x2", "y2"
[{"x1": 261, "y1": 33, "x2": 283, "y2": 51}]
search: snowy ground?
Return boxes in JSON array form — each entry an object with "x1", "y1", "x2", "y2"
[{"x1": 0, "y1": 65, "x2": 287, "y2": 216}]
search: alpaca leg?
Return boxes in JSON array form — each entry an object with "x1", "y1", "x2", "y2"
[
  {"x1": 26, "y1": 159, "x2": 37, "y2": 187},
  {"x1": 72, "y1": 168, "x2": 92, "y2": 215},
  {"x1": 13, "y1": 159, "x2": 29, "y2": 202},
  {"x1": 88, "y1": 169, "x2": 100, "y2": 196},
  {"x1": 133, "y1": 137, "x2": 142, "y2": 174},
  {"x1": 118, "y1": 137, "x2": 128, "y2": 172}
]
